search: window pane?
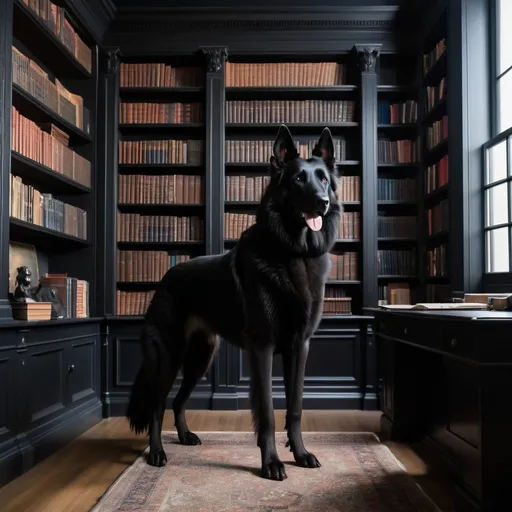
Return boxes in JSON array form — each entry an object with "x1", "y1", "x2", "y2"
[
  {"x1": 498, "y1": 70, "x2": 512, "y2": 132},
  {"x1": 486, "y1": 227, "x2": 510, "y2": 272},
  {"x1": 498, "y1": 0, "x2": 512, "y2": 74},
  {"x1": 487, "y1": 139, "x2": 508, "y2": 184},
  {"x1": 486, "y1": 183, "x2": 509, "y2": 227}
]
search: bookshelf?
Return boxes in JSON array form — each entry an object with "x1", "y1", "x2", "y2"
[
  {"x1": 6, "y1": 0, "x2": 97, "y2": 319},
  {"x1": 224, "y1": 57, "x2": 362, "y2": 315},
  {"x1": 376, "y1": 53, "x2": 420, "y2": 306},
  {"x1": 419, "y1": 8, "x2": 450, "y2": 302},
  {"x1": 115, "y1": 58, "x2": 206, "y2": 316}
]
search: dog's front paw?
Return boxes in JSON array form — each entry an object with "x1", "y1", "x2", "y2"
[
  {"x1": 294, "y1": 451, "x2": 321, "y2": 468},
  {"x1": 261, "y1": 456, "x2": 287, "y2": 481},
  {"x1": 147, "y1": 448, "x2": 167, "y2": 467}
]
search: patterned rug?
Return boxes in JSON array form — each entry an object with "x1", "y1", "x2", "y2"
[{"x1": 92, "y1": 432, "x2": 440, "y2": 512}]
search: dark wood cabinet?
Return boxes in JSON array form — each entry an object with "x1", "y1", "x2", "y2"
[
  {"x1": 371, "y1": 308, "x2": 512, "y2": 512},
  {"x1": 0, "y1": 319, "x2": 102, "y2": 486},
  {"x1": 103, "y1": 316, "x2": 375, "y2": 416}
]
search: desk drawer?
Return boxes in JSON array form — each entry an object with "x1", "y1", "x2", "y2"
[
  {"x1": 440, "y1": 325, "x2": 475, "y2": 360},
  {"x1": 378, "y1": 317, "x2": 441, "y2": 350}
]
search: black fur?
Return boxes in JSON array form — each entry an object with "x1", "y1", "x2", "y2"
[{"x1": 127, "y1": 125, "x2": 342, "y2": 480}]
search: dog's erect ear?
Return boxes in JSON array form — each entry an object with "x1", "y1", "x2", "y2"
[
  {"x1": 272, "y1": 124, "x2": 298, "y2": 169},
  {"x1": 312, "y1": 127, "x2": 336, "y2": 171}
]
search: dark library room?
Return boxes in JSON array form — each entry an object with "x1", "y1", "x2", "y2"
[{"x1": 0, "y1": 0, "x2": 509, "y2": 511}]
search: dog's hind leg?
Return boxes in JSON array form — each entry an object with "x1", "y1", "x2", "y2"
[
  {"x1": 173, "y1": 321, "x2": 219, "y2": 445},
  {"x1": 147, "y1": 352, "x2": 181, "y2": 467}
]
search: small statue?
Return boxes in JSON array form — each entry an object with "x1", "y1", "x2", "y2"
[
  {"x1": 13, "y1": 266, "x2": 37, "y2": 303},
  {"x1": 12, "y1": 265, "x2": 65, "y2": 318}
]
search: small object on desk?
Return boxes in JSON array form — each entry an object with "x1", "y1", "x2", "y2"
[
  {"x1": 11, "y1": 301, "x2": 52, "y2": 321},
  {"x1": 379, "y1": 302, "x2": 489, "y2": 310}
]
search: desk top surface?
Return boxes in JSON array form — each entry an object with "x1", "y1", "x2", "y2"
[{"x1": 364, "y1": 307, "x2": 512, "y2": 321}]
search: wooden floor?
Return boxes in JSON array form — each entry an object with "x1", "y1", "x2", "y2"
[{"x1": 0, "y1": 410, "x2": 454, "y2": 512}]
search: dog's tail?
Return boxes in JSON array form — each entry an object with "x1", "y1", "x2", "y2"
[
  {"x1": 126, "y1": 324, "x2": 161, "y2": 435},
  {"x1": 126, "y1": 366, "x2": 155, "y2": 435}
]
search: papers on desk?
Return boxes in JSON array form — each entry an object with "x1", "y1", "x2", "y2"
[{"x1": 379, "y1": 302, "x2": 489, "y2": 310}]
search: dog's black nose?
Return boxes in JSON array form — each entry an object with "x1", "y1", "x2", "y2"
[{"x1": 317, "y1": 196, "x2": 329, "y2": 210}]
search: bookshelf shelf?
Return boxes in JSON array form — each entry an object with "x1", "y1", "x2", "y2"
[
  {"x1": 225, "y1": 122, "x2": 359, "y2": 131},
  {"x1": 10, "y1": 152, "x2": 91, "y2": 194},
  {"x1": 379, "y1": 275, "x2": 417, "y2": 280},
  {"x1": 326, "y1": 280, "x2": 361, "y2": 285},
  {"x1": 377, "y1": 201, "x2": 417, "y2": 206},
  {"x1": 425, "y1": 183, "x2": 449, "y2": 203},
  {"x1": 424, "y1": 137, "x2": 448, "y2": 164},
  {"x1": 377, "y1": 124, "x2": 417, "y2": 129},
  {"x1": 377, "y1": 85, "x2": 415, "y2": 94},
  {"x1": 9, "y1": 217, "x2": 89, "y2": 251},
  {"x1": 12, "y1": 0, "x2": 91, "y2": 79},
  {"x1": 12, "y1": 84, "x2": 92, "y2": 145},
  {"x1": 422, "y1": 97, "x2": 447, "y2": 125},
  {"x1": 427, "y1": 230, "x2": 449, "y2": 242},
  {"x1": 225, "y1": 86, "x2": 358, "y2": 99}
]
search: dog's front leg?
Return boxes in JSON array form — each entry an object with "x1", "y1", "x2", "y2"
[
  {"x1": 283, "y1": 339, "x2": 321, "y2": 468},
  {"x1": 249, "y1": 346, "x2": 287, "y2": 481}
]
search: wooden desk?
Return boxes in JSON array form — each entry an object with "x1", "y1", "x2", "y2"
[{"x1": 368, "y1": 308, "x2": 512, "y2": 512}]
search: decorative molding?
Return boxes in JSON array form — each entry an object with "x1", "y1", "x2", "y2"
[
  {"x1": 201, "y1": 46, "x2": 228, "y2": 73},
  {"x1": 106, "y1": 47, "x2": 121, "y2": 74},
  {"x1": 110, "y1": 6, "x2": 399, "y2": 35},
  {"x1": 355, "y1": 44, "x2": 381, "y2": 73},
  {"x1": 65, "y1": 0, "x2": 116, "y2": 44}
]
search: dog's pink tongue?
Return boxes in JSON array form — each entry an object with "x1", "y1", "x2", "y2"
[{"x1": 304, "y1": 215, "x2": 322, "y2": 231}]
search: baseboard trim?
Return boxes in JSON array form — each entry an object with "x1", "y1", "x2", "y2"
[
  {"x1": 0, "y1": 397, "x2": 102, "y2": 487},
  {"x1": 104, "y1": 391, "x2": 364, "y2": 415}
]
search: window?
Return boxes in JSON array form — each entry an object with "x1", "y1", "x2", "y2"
[
  {"x1": 497, "y1": 0, "x2": 512, "y2": 133},
  {"x1": 484, "y1": 0, "x2": 512, "y2": 274}
]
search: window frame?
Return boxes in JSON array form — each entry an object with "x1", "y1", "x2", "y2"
[{"x1": 483, "y1": 0, "x2": 512, "y2": 282}]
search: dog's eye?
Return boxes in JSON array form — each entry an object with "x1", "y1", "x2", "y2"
[
  {"x1": 295, "y1": 174, "x2": 303, "y2": 181},
  {"x1": 321, "y1": 177, "x2": 328, "y2": 183}
]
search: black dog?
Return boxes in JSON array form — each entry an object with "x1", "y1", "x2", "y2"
[{"x1": 127, "y1": 124, "x2": 342, "y2": 481}]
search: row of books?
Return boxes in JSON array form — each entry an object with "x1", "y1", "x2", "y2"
[
  {"x1": 339, "y1": 212, "x2": 360, "y2": 240},
  {"x1": 10, "y1": 174, "x2": 87, "y2": 240},
  {"x1": 427, "y1": 198, "x2": 449, "y2": 235},
  {"x1": 426, "y1": 155, "x2": 449, "y2": 194},
  {"x1": 225, "y1": 61, "x2": 347, "y2": 87},
  {"x1": 426, "y1": 78, "x2": 446, "y2": 111},
  {"x1": 117, "y1": 213, "x2": 204, "y2": 243},
  {"x1": 225, "y1": 138, "x2": 348, "y2": 163},
  {"x1": 115, "y1": 289, "x2": 352, "y2": 316},
  {"x1": 225, "y1": 100, "x2": 356, "y2": 124},
  {"x1": 377, "y1": 215, "x2": 417, "y2": 238},
  {"x1": 423, "y1": 38, "x2": 446, "y2": 76},
  {"x1": 328, "y1": 252, "x2": 358, "y2": 281},
  {"x1": 225, "y1": 175, "x2": 271, "y2": 202},
  {"x1": 116, "y1": 251, "x2": 190, "y2": 282},
  {"x1": 224, "y1": 213, "x2": 256, "y2": 240},
  {"x1": 119, "y1": 102, "x2": 204, "y2": 124},
  {"x1": 118, "y1": 140, "x2": 204, "y2": 165},
  {"x1": 120, "y1": 64, "x2": 203, "y2": 88},
  {"x1": 377, "y1": 178, "x2": 416, "y2": 201},
  {"x1": 378, "y1": 138, "x2": 418, "y2": 164},
  {"x1": 12, "y1": 46, "x2": 90, "y2": 134},
  {"x1": 338, "y1": 176, "x2": 361, "y2": 203},
  {"x1": 39, "y1": 274, "x2": 90, "y2": 318},
  {"x1": 20, "y1": 0, "x2": 92, "y2": 73},
  {"x1": 378, "y1": 283, "x2": 411, "y2": 305},
  {"x1": 12, "y1": 107, "x2": 91, "y2": 188},
  {"x1": 377, "y1": 249, "x2": 416, "y2": 276},
  {"x1": 378, "y1": 100, "x2": 418, "y2": 125},
  {"x1": 118, "y1": 175, "x2": 203, "y2": 205},
  {"x1": 426, "y1": 115, "x2": 448, "y2": 150},
  {"x1": 427, "y1": 244, "x2": 448, "y2": 276}
]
